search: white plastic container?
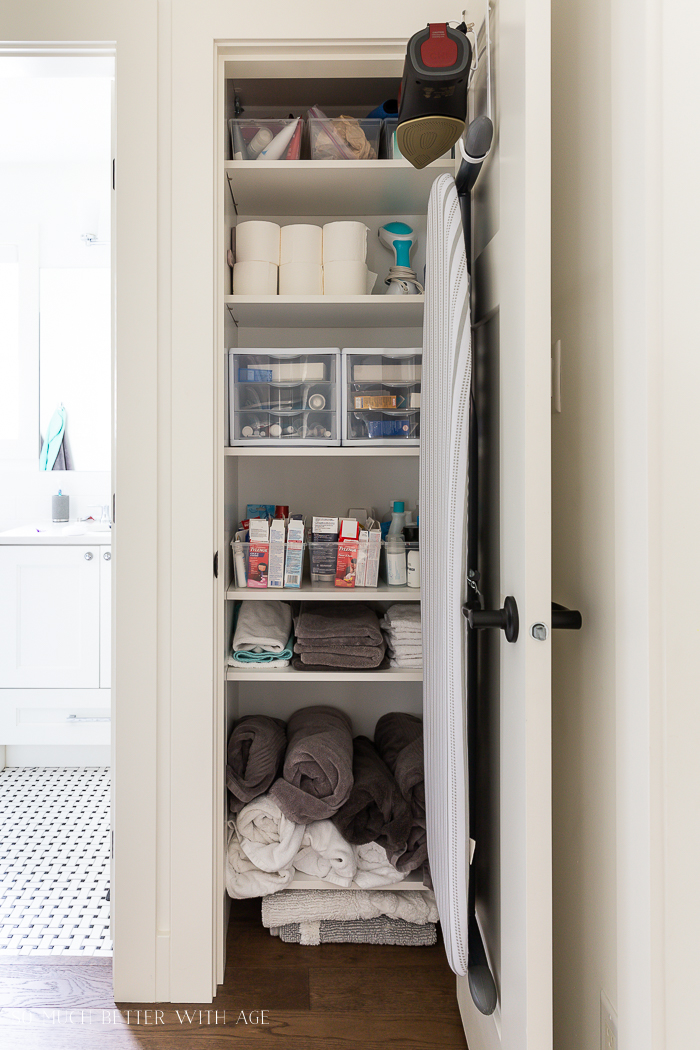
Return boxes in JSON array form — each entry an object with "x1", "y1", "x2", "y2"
[
  {"x1": 341, "y1": 348, "x2": 421, "y2": 446},
  {"x1": 229, "y1": 349, "x2": 340, "y2": 446}
]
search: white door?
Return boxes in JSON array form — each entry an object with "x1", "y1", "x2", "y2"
[
  {"x1": 458, "y1": 0, "x2": 552, "y2": 1047},
  {"x1": 100, "y1": 549, "x2": 111, "y2": 689},
  {"x1": 0, "y1": 545, "x2": 101, "y2": 689}
]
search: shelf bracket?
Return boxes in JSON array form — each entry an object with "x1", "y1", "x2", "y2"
[{"x1": 226, "y1": 173, "x2": 238, "y2": 215}]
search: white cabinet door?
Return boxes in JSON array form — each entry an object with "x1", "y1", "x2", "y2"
[
  {"x1": 100, "y1": 549, "x2": 112, "y2": 689},
  {"x1": 458, "y1": 0, "x2": 552, "y2": 1046},
  {"x1": 0, "y1": 545, "x2": 101, "y2": 689}
]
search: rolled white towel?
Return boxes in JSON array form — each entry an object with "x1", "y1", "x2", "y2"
[
  {"x1": 236, "y1": 795, "x2": 305, "y2": 874},
  {"x1": 226, "y1": 831, "x2": 294, "y2": 899},
  {"x1": 294, "y1": 820, "x2": 357, "y2": 887},
  {"x1": 353, "y1": 841, "x2": 406, "y2": 889}
]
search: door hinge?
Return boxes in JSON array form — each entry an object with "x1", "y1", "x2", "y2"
[
  {"x1": 213, "y1": 551, "x2": 219, "y2": 578},
  {"x1": 112, "y1": 158, "x2": 116, "y2": 190},
  {"x1": 112, "y1": 493, "x2": 116, "y2": 524}
]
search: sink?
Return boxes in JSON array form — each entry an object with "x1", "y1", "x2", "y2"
[{"x1": 0, "y1": 522, "x2": 112, "y2": 543}]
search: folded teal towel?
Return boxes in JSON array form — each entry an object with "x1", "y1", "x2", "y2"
[{"x1": 231, "y1": 634, "x2": 294, "y2": 664}]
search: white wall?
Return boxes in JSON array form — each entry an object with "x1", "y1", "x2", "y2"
[{"x1": 551, "y1": 0, "x2": 617, "y2": 1045}]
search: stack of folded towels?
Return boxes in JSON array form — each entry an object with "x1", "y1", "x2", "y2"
[
  {"x1": 261, "y1": 888, "x2": 438, "y2": 946},
  {"x1": 292, "y1": 603, "x2": 387, "y2": 670},
  {"x1": 380, "y1": 603, "x2": 422, "y2": 668},
  {"x1": 225, "y1": 705, "x2": 433, "y2": 945},
  {"x1": 229, "y1": 601, "x2": 294, "y2": 669}
]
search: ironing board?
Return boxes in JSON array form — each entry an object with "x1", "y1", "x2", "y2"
[{"x1": 421, "y1": 173, "x2": 472, "y2": 977}]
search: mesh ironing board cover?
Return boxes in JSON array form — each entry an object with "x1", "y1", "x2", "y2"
[{"x1": 421, "y1": 173, "x2": 472, "y2": 977}]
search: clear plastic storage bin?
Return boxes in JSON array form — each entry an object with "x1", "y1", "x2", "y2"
[
  {"x1": 308, "y1": 118, "x2": 381, "y2": 160},
  {"x1": 228, "y1": 118, "x2": 300, "y2": 161},
  {"x1": 381, "y1": 541, "x2": 420, "y2": 589},
  {"x1": 230, "y1": 541, "x2": 306, "y2": 590},
  {"x1": 307, "y1": 541, "x2": 382, "y2": 589},
  {"x1": 341, "y1": 349, "x2": 421, "y2": 445},
  {"x1": 229, "y1": 350, "x2": 340, "y2": 446},
  {"x1": 381, "y1": 119, "x2": 454, "y2": 161}
]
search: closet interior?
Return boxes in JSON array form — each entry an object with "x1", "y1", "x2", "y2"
[{"x1": 216, "y1": 49, "x2": 453, "y2": 972}]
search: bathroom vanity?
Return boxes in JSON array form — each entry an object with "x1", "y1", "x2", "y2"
[{"x1": 0, "y1": 525, "x2": 111, "y2": 756}]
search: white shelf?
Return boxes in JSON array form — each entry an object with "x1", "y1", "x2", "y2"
[
  {"x1": 225, "y1": 159, "x2": 454, "y2": 217},
  {"x1": 225, "y1": 294, "x2": 424, "y2": 329},
  {"x1": 286, "y1": 868, "x2": 426, "y2": 892},
  {"x1": 225, "y1": 445, "x2": 419, "y2": 457},
  {"x1": 226, "y1": 667, "x2": 422, "y2": 682},
  {"x1": 226, "y1": 581, "x2": 420, "y2": 601}
]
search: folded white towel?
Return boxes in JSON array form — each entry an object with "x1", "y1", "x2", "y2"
[
  {"x1": 226, "y1": 831, "x2": 294, "y2": 899},
  {"x1": 382, "y1": 604, "x2": 421, "y2": 626},
  {"x1": 262, "y1": 888, "x2": 438, "y2": 927},
  {"x1": 387, "y1": 643, "x2": 423, "y2": 655},
  {"x1": 353, "y1": 841, "x2": 406, "y2": 889},
  {"x1": 390, "y1": 657, "x2": 423, "y2": 668},
  {"x1": 233, "y1": 601, "x2": 293, "y2": 654},
  {"x1": 236, "y1": 795, "x2": 305, "y2": 874},
  {"x1": 294, "y1": 821, "x2": 357, "y2": 887}
]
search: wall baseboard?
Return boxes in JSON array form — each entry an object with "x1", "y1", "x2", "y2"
[{"x1": 4, "y1": 745, "x2": 111, "y2": 767}]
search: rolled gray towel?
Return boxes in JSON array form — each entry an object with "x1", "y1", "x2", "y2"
[
  {"x1": 226, "y1": 715, "x2": 287, "y2": 814},
  {"x1": 332, "y1": 736, "x2": 412, "y2": 854},
  {"x1": 294, "y1": 602, "x2": 384, "y2": 646},
  {"x1": 375, "y1": 713, "x2": 427, "y2": 874},
  {"x1": 269, "y1": 705, "x2": 354, "y2": 823},
  {"x1": 277, "y1": 917, "x2": 437, "y2": 945}
]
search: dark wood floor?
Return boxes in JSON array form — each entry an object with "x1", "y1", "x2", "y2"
[{"x1": 0, "y1": 898, "x2": 468, "y2": 1049}]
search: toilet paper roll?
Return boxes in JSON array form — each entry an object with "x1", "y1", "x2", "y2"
[
  {"x1": 233, "y1": 261, "x2": 278, "y2": 295},
  {"x1": 280, "y1": 224, "x2": 323, "y2": 265},
  {"x1": 366, "y1": 270, "x2": 378, "y2": 293},
  {"x1": 322, "y1": 221, "x2": 369, "y2": 263},
  {"x1": 235, "y1": 221, "x2": 281, "y2": 264},
  {"x1": 279, "y1": 262, "x2": 323, "y2": 295},
  {"x1": 323, "y1": 260, "x2": 368, "y2": 296}
]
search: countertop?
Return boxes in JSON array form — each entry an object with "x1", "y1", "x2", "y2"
[{"x1": 0, "y1": 523, "x2": 113, "y2": 545}]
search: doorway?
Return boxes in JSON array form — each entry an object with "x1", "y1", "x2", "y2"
[{"x1": 0, "y1": 53, "x2": 114, "y2": 957}]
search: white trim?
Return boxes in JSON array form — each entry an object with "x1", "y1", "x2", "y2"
[{"x1": 611, "y1": 0, "x2": 664, "y2": 1044}]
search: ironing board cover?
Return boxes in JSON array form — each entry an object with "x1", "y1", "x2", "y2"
[{"x1": 421, "y1": 173, "x2": 472, "y2": 977}]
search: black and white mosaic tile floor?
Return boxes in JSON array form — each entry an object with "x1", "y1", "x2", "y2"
[{"x1": 0, "y1": 767, "x2": 112, "y2": 956}]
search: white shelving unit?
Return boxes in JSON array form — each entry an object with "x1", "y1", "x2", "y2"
[
  {"x1": 224, "y1": 294, "x2": 424, "y2": 329},
  {"x1": 225, "y1": 159, "x2": 453, "y2": 216},
  {"x1": 216, "y1": 55, "x2": 437, "y2": 944}
]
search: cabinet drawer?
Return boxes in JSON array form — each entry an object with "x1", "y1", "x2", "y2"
[{"x1": 0, "y1": 689, "x2": 110, "y2": 746}]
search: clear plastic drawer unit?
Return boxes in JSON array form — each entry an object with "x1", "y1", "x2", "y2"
[
  {"x1": 341, "y1": 349, "x2": 421, "y2": 445},
  {"x1": 229, "y1": 349, "x2": 340, "y2": 446}
]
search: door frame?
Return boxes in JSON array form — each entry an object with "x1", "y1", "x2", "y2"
[{"x1": 0, "y1": 2, "x2": 160, "y2": 1001}]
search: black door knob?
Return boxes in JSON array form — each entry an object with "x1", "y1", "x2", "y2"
[
  {"x1": 551, "y1": 602, "x2": 582, "y2": 630},
  {"x1": 462, "y1": 595, "x2": 519, "y2": 643}
]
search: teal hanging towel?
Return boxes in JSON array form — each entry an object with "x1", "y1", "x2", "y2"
[{"x1": 39, "y1": 406, "x2": 66, "y2": 471}]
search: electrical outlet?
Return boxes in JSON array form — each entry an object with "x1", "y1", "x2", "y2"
[{"x1": 600, "y1": 991, "x2": 618, "y2": 1050}]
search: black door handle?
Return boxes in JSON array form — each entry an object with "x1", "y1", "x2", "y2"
[
  {"x1": 462, "y1": 595, "x2": 519, "y2": 643},
  {"x1": 551, "y1": 602, "x2": 582, "y2": 630}
]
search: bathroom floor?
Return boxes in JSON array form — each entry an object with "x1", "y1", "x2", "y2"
[{"x1": 0, "y1": 766, "x2": 112, "y2": 956}]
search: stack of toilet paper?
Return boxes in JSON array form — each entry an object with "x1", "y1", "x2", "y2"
[
  {"x1": 233, "y1": 221, "x2": 280, "y2": 294},
  {"x1": 232, "y1": 220, "x2": 378, "y2": 297},
  {"x1": 323, "y1": 222, "x2": 376, "y2": 296},
  {"x1": 279, "y1": 224, "x2": 323, "y2": 294}
]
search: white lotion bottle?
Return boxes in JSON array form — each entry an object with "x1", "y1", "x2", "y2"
[{"x1": 386, "y1": 500, "x2": 407, "y2": 586}]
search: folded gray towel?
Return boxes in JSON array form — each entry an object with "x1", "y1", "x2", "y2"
[
  {"x1": 375, "y1": 713, "x2": 427, "y2": 874},
  {"x1": 293, "y1": 640, "x2": 387, "y2": 670},
  {"x1": 294, "y1": 603, "x2": 384, "y2": 646},
  {"x1": 269, "y1": 706, "x2": 354, "y2": 823},
  {"x1": 294, "y1": 640, "x2": 384, "y2": 658},
  {"x1": 277, "y1": 916, "x2": 437, "y2": 945},
  {"x1": 226, "y1": 716, "x2": 287, "y2": 814},
  {"x1": 332, "y1": 736, "x2": 412, "y2": 853}
]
